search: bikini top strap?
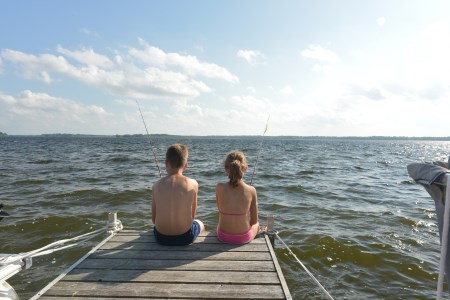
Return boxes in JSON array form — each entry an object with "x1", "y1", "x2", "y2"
[{"x1": 218, "y1": 209, "x2": 249, "y2": 216}]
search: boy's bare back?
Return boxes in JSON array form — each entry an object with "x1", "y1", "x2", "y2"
[{"x1": 152, "y1": 173, "x2": 198, "y2": 235}]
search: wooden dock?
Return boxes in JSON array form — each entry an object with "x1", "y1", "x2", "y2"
[{"x1": 38, "y1": 230, "x2": 292, "y2": 299}]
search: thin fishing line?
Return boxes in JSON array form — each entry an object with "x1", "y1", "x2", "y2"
[
  {"x1": 136, "y1": 100, "x2": 162, "y2": 178},
  {"x1": 250, "y1": 115, "x2": 270, "y2": 185},
  {"x1": 275, "y1": 232, "x2": 335, "y2": 300}
]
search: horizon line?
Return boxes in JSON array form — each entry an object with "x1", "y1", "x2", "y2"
[{"x1": 1, "y1": 133, "x2": 450, "y2": 140}]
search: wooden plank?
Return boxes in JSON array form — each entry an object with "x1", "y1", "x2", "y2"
[
  {"x1": 40, "y1": 298, "x2": 195, "y2": 300},
  {"x1": 77, "y1": 258, "x2": 276, "y2": 272},
  {"x1": 99, "y1": 241, "x2": 269, "y2": 252},
  {"x1": 90, "y1": 249, "x2": 272, "y2": 261},
  {"x1": 44, "y1": 282, "x2": 286, "y2": 299},
  {"x1": 108, "y1": 233, "x2": 267, "y2": 244},
  {"x1": 63, "y1": 269, "x2": 280, "y2": 284}
]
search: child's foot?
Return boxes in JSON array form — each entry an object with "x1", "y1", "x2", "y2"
[{"x1": 258, "y1": 226, "x2": 267, "y2": 234}]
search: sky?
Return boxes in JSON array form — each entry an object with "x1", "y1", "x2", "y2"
[{"x1": 1, "y1": 1, "x2": 449, "y2": 136}]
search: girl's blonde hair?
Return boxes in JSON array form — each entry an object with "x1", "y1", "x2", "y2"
[{"x1": 224, "y1": 151, "x2": 247, "y2": 187}]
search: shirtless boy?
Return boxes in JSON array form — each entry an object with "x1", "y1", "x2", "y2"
[{"x1": 152, "y1": 144, "x2": 205, "y2": 245}]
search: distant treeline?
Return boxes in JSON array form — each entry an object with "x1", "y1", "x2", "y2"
[
  {"x1": 114, "y1": 134, "x2": 450, "y2": 141},
  {"x1": 1, "y1": 133, "x2": 449, "y2": 141},
  {"x1": 295, "y1": 136, "x2": 450, "y2": 141},
  {"x1": 17, "y1": 133, "x2": 449, "y2": 141}
]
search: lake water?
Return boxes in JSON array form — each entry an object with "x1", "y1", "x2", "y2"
[{"x1": 1, "y1": 135, "x2": 449, "y2": 299}]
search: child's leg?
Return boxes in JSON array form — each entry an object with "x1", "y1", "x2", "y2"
[
  {"x1": 251, "y1": 222, "x2": 260, "y2": 239},
  {"x1": 251, "y1": 222, "x2": 267, "y2": 238}
]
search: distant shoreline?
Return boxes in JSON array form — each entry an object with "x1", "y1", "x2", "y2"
[{"x1": 1, "y1": 133, "x2": 449, "y2": 141}]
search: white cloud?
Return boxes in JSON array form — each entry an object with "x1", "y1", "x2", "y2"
[
  {"x1": 359, "y1": 21, "x2": 450, "y2": 104},
  {"x1": 404, "y1": 21, "x2": 450, "y2": 85},
  {"x1": 300, "y1": 45, "x2": 341, "y2": 63},
  {"x1": 376, "y1": 17, "x2": 386, "y2": 26},
  {"x1": 0, "y1": 92, "x2": 16, "y2": 104},
  {"x1": 229, "y1": 95, "x2": 272, "y2": 115},
  {"x1": 301, "y1": 45, "x2": 340, "y2": 75},
  {"x1": 312, "y1": 64, "x2": 336, "y2": 75},
  {"x1": 257, "y1": 81, "x2": 450, "y2": 136},
  {"x1": 179, "y1": 103, "x2": 271, "y2": 136},
  {"x1": 0, "y1": 57, "x2": 3, "y2": 75},
  {"x1": 130, "y1": 38, "x2": 239, "y2": 83},
  {"x1": 0, "y1": 90, "x2": 114, "y2": 134},
  {"x1": 247, "y1": 86, "x2": 256, "y2": 94},
  {"x1": 291, "y1": 20, "x2": 450, "y2": 136},
  {"x1": 237, "y1": 50, "x2": 266, "y2": 65},
  {"x1": 9, "y1": 90, "x2": 108, "y2": 116},
  {"x1": 1, "y1": 49, "x2": 76, "y2": 83},
  {"x1": 1, "y1": 41, "x2": 229, "y2": 100},
  {"x1": 115, "y1": 54, "x2": 124, "y2": 64},
  {"x1": 171, "y1": 100, "x2": 203, "y2": 116},
  {"x1": 347, "y1": 84, "x2": 385, "y2": 101},
  {"x1": 57, "y1": 46, "x2": 114, "y2": 68},
  {"x1": 280, "y1": 85, "x2": 294, "y2": 95},
  {"x1": 113, "y1": 65, "x2": 212, "y2": 99}
]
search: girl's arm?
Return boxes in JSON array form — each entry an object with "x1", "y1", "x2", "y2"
[
  {"x1": 250, "y1": 187, "x2": 258, "y2": 226},
  {"x1": 215, "y1": 183, "x2": 222, "y2": 210}
]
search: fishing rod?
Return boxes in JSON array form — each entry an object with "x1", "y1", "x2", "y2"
[
  {"x1": 250, "y1": 116, "x2": 270, "y2": 185},
  {"x1": 136, "y1": 100, "x2": 162, "y2": 178}
]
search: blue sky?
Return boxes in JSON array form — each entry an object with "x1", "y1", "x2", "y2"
[{"x1": 1, "y1": 1, "x2": 449, "y2": 136}]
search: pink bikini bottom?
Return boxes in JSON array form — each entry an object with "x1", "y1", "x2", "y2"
[{"x1": 217, "y1": 227, "x2": 254, "y2": 244}]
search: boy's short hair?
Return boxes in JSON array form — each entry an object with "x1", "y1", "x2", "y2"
[{"x1": 166, "y1": 144, "x2": 188, "y2": 169}]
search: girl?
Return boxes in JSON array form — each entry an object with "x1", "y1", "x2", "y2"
[{"x1": 216, "y1": 151, "x2": 265, "y2": 244}]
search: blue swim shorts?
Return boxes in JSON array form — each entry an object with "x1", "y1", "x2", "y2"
[{"x1": 153, "y1": 220, "x2": 201, "y2": 246}]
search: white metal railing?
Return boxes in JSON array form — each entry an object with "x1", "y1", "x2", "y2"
[
  {"x1": 0, "y1": 212, "x2": 122, "y2": 299},
  {"x1": 437, "y1": 174, "x2": 450, "y2": 300}
]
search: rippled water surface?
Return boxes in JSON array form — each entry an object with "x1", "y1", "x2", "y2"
[{"x1": 1, "y1": 136, "x2": 449, "y2": 299}]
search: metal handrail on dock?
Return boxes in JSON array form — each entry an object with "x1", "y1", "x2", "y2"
[{"x1": 0, "y1": 213, "x2": 122, "y2": 299}]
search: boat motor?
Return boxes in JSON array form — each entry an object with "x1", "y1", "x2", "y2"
[{"x1": 0, "y1": 281, "x2": 19, "y2": 300}]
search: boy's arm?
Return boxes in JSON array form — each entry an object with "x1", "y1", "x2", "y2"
[
  {"x1": 151, "y1": 184, "x2": 156, "y2": 225},
  {"x1": 191, "y1": 179, "x2": 199, "y2": 219}
]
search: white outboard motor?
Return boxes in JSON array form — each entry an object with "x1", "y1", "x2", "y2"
[
  {"x1": 0, "y1": 204, "x2": 17, "y2": 299},
  {"x1": 0, "y1": 281, "x2": 19, "y2": 300},
  {"x1": 0, "y1": 261, "x2": 21, "y2": 300}
]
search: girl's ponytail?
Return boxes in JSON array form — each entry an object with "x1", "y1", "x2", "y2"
[{"x1": 224, "y1": 151, "x2": 247, "y2": 187}]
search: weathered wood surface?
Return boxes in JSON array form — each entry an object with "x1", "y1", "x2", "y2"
[{"x1": 39, "y1": 230, "x2": 292, "y2": 299}]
